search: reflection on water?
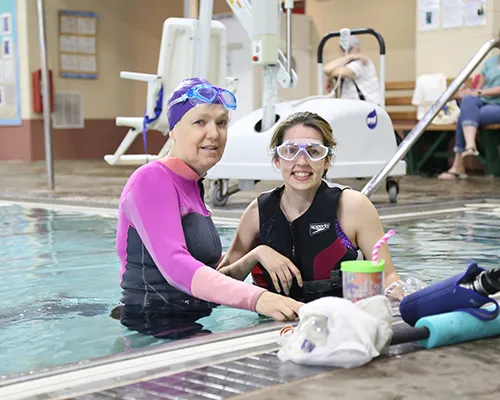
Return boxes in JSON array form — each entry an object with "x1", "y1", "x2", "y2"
[
  {"x1": 0, "y1": 205, "x2": 263, "y2": 376},
  {"x1": 387, "y1": 210, "x2": 500, "y2": 283},
  {"x1": 0, "y1": 204, "x2": 499, "y2": 376}
]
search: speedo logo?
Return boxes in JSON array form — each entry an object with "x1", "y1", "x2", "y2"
[{"x1": 309, "y1": 222, "x2": 331, "y2": 236}]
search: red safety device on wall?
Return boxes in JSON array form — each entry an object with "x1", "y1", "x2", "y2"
[
  {"x1": 292, "y1": 0, "x2": 305, "y2": 14},
  {"x1": 32, "y1": 69, "x2": 54, "y2": 113}
]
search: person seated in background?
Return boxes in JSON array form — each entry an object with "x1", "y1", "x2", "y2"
[
  {"x1": 438, "y1": 53, "x2": 500, "y2": 180},
  {"x1": 323, "y1": 36, "x2": 381, "y2": 105},
  {"x1": 113, "y1": 77, "x2": 303, "y2": 339},
  {"x1": 217, "y1": 111, "x2": 400, "y2": 302}
]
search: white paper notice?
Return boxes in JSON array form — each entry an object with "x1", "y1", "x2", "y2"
[
  {"x1": 419, "y1": 0, "x2": 441, "y2": 31},
  {"x1": 78, "y1": 56, "x2": 96, "y2": 73},
  {"x1": 0, "y1": 60, "x2": 3, "y2": 83},
  {"x1": 1, "y1": 13, "x2": 11, "y2": 34},
  {"x1": 77, "y1": 17, "x2": 96, "y2": 35},
  {"x1": 61, "y1": 54, "x2": 79, "y2": 71},
  {"x1": 0, "y1": 86, "x2": 4, "y2": 106},
  {"x1": 60, "y1": 16, "x2": 78, "y2": 33},
  {"x1": 60, "y1": 35, "x2": 78, "y2": 52},
  {"x1": 465, "y1": 0, "x2": 487, "y2": 26},
  {"x1": 2, "y1": 59, "x2": 14, "y2": 82},
  {"x1": 443, "y1": 0, "x2": 464, "y2": 28},
  {"x1": 1, "y1": 37, "x2": 13, "y2": 59},
  {"x1": 77, "y1": 37, "x2": 95, "y2": 54},
  {"x1": 4, "y1": 84, "x2": 15, "y2": 106}
]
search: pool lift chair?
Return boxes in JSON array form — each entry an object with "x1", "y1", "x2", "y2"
[{"x1": 105, "y1": 0, "x2": 406, "y2": 203}]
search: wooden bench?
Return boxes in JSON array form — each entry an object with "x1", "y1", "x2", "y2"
[{"x1": 385, "y1": 80, "x2": 500, "y2": 176}]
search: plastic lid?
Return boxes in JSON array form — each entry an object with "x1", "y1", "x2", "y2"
[{"x1": 340, "y1": 259, "x2": 385, "y2": 273}]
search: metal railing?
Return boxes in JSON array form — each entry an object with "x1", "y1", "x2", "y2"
[{"x1": 362, "y1": 37, "x2": 500, "y2": 199}]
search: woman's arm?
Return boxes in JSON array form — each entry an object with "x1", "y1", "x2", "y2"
[
  {"x1": 477, "y1": 60, "x2": 500, "y2": 96},
  {"x1": 472, "y1": 71, "x2": 500, "y2": 96},
  {"x1": 327, "y1": 67, "x2": 355, "y2": 79},
  {"x1": 323, "y1": 55, "x2": 356, "y2": 74},
  {"x1": 476, "y1": 76, "x2": 500, "y2": 97},
  {"x1": 324, "y1": 55, "x2": 370, "y2": 78},
  {"x1": 217, "y1": 200, "x2": 261, "y2": 280},
  {"x1": 121, "y1": 166, "x2": 266, "y2": 311},
  {"x1": 478, "y1": 87, "x2": 500, "y2": 97},
  {"x1": 323, "y1": 54, "x2": 368, "y2": 75},
  {"x1": 217, "y1": 199, "x2": 303, "y2": 294},
  {"x1": 337, "y1": 190, "x2": 400, "y2": 288}
]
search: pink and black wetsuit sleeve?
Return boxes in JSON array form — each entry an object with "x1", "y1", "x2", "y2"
[{"x1": 116, "y1": 161, "x2": 266, "y2": 312}]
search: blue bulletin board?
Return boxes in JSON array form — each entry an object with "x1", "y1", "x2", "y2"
[{"x1": 0, "y1": 0, "x2": 21, "y2": 126}]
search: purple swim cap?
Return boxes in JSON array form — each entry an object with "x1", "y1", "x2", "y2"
[{"x1": 167, "y1": 77, "x2": 222, "y2": 130}]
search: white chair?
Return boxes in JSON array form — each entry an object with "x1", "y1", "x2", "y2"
[{"x1": 104, "y1": 117, "x2": 171, "y2": 166}]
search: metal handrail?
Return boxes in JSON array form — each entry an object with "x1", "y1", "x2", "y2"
[{"x1": 362, "y1": 37, "x2": 500, "y2": 199}]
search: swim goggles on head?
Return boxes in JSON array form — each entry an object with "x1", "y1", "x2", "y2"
[
  {"x1": 168, "y1": 83, "x2": 237, "y2": 110},
  {"x1": 273, "y1": 142, "x2": 333, "y2": 161}
]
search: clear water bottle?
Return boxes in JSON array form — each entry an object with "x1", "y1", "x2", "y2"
[
  {"x1": 297, "y1": 315, "x2": 329, "y2": 353},
  {"x1": 460, "y1": 268, "x2": 500, "y2": 296}
]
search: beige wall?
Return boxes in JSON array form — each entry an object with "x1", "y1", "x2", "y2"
[
  {"x1": 25, "y1": 0, "x2": 184, "y2": 120},
  {"x1": 306, "y1": 0, "x2": 417, "y2": 82},
  {"x1": 20, "y1": 0, "x2": 417, "y2": 123},
  {"x1": 22, "y1": 0, "x2": 500, "y2": 122},
  {"x1": 213, "y1": 0, "x2": 231, "y2": 14},
  {"x1": 8, "y1": 0, "x2": 500, "y2": 161},
  {"x1": 416, "y1": 0, "x2": 500, "y2": 77}
]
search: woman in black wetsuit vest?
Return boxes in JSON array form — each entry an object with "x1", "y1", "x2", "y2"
[{"x1": 218, "y1": 111, "x2": 400, "y2": 302}]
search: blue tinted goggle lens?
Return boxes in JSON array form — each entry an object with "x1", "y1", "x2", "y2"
[
  {"x1": 196, "y1": 86, "x2": 218, "y2": 101},
  {"x1": 218, "y1": 89, "x2": 237, "y2": 109},
  {"x1": 185, "y1": 84, "x2": 237, "y2": 110}
]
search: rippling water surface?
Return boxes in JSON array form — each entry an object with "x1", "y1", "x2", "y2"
[{"x1": 0, "y1": 204, "x2": 498, "y2": 375}]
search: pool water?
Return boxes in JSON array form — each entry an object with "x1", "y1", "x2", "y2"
[{"x1": 0, "y1": 204, "x2": 499, "y2": 376}]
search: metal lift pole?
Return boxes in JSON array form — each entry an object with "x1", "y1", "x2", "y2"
[{"x1": 36, "y1": 0, "x2": 54, "y2": 190}]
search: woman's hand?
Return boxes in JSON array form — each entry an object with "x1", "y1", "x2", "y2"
[
  {"x1": 352, "y1": 54, "x2": 370, "y2": 65},
  {"x1": 456, "y1": 88, "x2": 474, "y2": 99},
  {"x1": 255, "y1": 245, "x2": 303, "y2": 294},
  {"x1": 384, "y1": 281, "x2": 405, "y2": 302},
  {"x1": 255, "y1": 292, "x2": 304, "y2": 321}
]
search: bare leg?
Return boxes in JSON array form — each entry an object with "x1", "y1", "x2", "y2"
[
  {"x1": 449, "y1": 153, "x2": 465, "y2": 173},
  {"x1": 438, "y1": 153, "x2": 467, "y2": 180},
  {"x1": 463, "y1": 125, "x2": 478, "y2": 151}
]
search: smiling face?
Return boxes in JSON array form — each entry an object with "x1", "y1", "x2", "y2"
[
  {"x1": 169, "y1": 104, "x2": 229, "y2": 176},
  {"x1": 274, "y1": 124, "x2": 332, "y2": 192}
]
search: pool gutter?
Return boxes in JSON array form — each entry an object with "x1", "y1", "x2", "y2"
[{"x1": 0, "y1": 323, "x2": 287, "y2": 400}]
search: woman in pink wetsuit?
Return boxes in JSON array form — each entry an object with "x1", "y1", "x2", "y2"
[{"x1": 114, "y1": 78, "x2": 302, "y2": 338}]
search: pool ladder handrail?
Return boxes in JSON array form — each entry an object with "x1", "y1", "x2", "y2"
[{"x1": 362, "y1": 37, "x2": 500, "y2": 199}]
